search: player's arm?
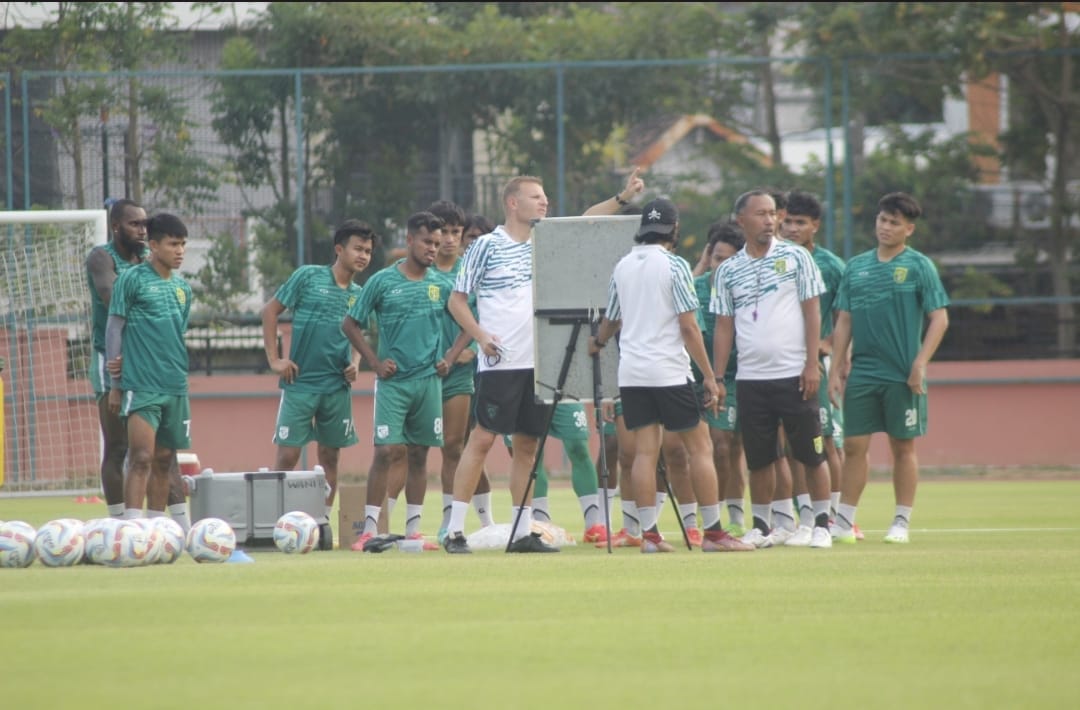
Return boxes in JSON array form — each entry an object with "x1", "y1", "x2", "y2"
[
  {"x1": 712, "y1": 314, "x2": 734, "y2": 405},
  {"x1": 690, "y1": 242, "x2": 713, "y2": 278},
  {"x1": 587, "y1": 317, "x2": 620, "y2": 355},
  {"x1": 86, "y1": 248, "x2": 118, "y2": 306},
  {"x1": 260, "y1": 297, "x2": 298, "y2": 383},
  {"x1": 679, "y1": 310, "x2": 719, "y2": 414},
  {"x1": 449, "y1": 290, "x2": 499, "y2": 359},
  {"x1": 799, "y1": 295, "x2": 822, "y2": 400},
  {"x1": 909, "y1": 308, "x2": 949, "y2": 395},
  {"x1": 342, "y1": 314, "x2": 395, "y2": 379},
  {"x1": 442, "y1": 328, "x2": 475, "y2": 370},
  {"x1": 104, "y1": 314, "x2": 126, "y2": 414},
  {"x1": 583, "y1": 166, "x2": 644, "y2": 216},
  {"x1": 829, "y1": 310, "x2": 852, "y2": 409}
]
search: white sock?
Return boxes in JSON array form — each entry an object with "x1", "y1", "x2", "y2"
[
  {"x1": 796, "y1": 494, "x2": 813, "y2": 527},
  {"x1": 835, "y1": 503, "x2": 857, "y2": 531},
  {"x1": 385, "y1": 497, "x2": 397, "y2": 524},
  {"x1": 124, "y1": 508, "x2": 142, "y2": 520},
  {"x1": 604, "y1": 488, "x2": 618, "y2": 513},
  {"x1": 812, "y1": 499, "x2": 831, "y2": 527},
  {"x1": 893, "y1": 505, "x2": 913, "y2": 527},
  {"x1": 167, "y1": 503, "x2": 190, "y2": 534},
  {"x1": 146, "y1": 509, "x2": 165, "y2": 518},
  {"x1": 830, "y1": 492, "x2": 841, "y2": 518},
  {"x1": 621, "y1": 499, "x2": 640, "y2": 536},
  {"x1": 107, "y1": 503, "x2": 125, "y2": 518},
  {"x1": 472, "y1": 492, "x2": 494, "y2": 526},
  {"x1": 441, "y1": 493, "x2": 453, "y2": 529},
  {"x1": 532, "y1": 496, "x2": 551, "y2": 523},
  {"x1": 654, "y1": 491, "x2": 667, "y2": 510},
  {"x1": 405, "y1": 504, "x2": 423, "y2": 537},
  {"x1": 725, "y1": 498, "x2": 745, "y2": 527},
  {"x1": 638, "y1": 505, "x2": 658, "y2": 533},
  {"x1": 700, "y1": 504, "x2": 721, "y2": 530},
  {"x1": 579, "y1": 494, "x2": 601, "y2": 528},
  {"x1": 448, "y1": 500, "x2": 469, "y2": 535},
  {"x1": 679, "y1": 502, "x2": 697, "y2": 530},
  {"x1": 771, "y1": 499, "x2": 796, "y2": 532},
  {"x1": 510, "y1": 506, "x2": 532, "y2": 541},
  {"x1": 751, "y1": 503, "x2": 771, "y2": 531},
  {"x1": 362, "y1": 505, "x2": 381, "y2": 535}
]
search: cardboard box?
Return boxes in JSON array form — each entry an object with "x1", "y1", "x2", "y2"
[{"x1": 336, "y1": 484, "x2": 389, "y2": 549}]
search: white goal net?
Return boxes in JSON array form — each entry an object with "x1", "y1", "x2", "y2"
[{"x1": 0, "y1": 210, "x2": 108, "y2": 494}]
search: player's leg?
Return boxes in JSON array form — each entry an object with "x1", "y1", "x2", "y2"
[
  {"x1": 769, "y1": 426, "x2": 797, "y2": 541},
  {"x1": 402, "y1": 445, "x2": 438, "y2": 549},
  {"x1": 833, "y1": 383, "x2": 886, "y2": 543},
  {"x1": 439, "y1": 392, "x2": 471, "y2": 540},
  {"x1": 735, "y1": 380, "x2": 781, "y2": 548},
  {"x1": 595, "y1": 403, "x2": 620, "y2": 535},
  {"x1": 552, "y1": 403, "x2": 604, "y2": 541},
  {"x1": 353, "y1": 378, "x2": 410, "y2": 550},
  {"x1": 149, "y1": 394, "x2": 192, "y2": 532},
  {"x1": 121, "y1": 393, "x2": 163, "y2": 517},
  {"x1": 660, "y1": 431, "x2": 701, "y2": 546},
  {"x1": 164, "y1": 455, "x2": 190, "y2": 534},
  {"x1": 882, "y1": 382, "x2": 926, "y2": 543},
  {"x1": 779, "y1": 384, "x2": 832, "y2": 548},
  {"x1": 95, "y1": 390, "x2": 127, "y2": 518}
]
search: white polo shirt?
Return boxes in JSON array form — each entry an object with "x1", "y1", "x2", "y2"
[{"x1": 606, "y1": 244, "x2": 698, "y2": 387}]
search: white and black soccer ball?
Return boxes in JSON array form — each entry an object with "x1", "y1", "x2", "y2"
[
  {"x1": 186, "y1": 518, "x2": 236, "y2": 563},
  {"x1": 103, "y1": 520, "x2": 152, "y2": 568},
  {"x1": 151, "y1": 518, "x2": 186, "y2": 564},
  {"x1": 273, "y1": 511, "x2": 320, "y2": 554},
  {"x1": 33, "y1": 519, "x2": 86, "y2": 568},
  {"x1": 0, "y1": 520, "x2": 38, "y2": 568}
]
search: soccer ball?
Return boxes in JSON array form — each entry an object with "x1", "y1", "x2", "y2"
[
  {"x1": 151, "y1": 518, "x2": 186, "y2": 564},
  {"x1": 273, "y1": 511, "x2": 320, "y2": 554},
  {"x1": 103, "y1": 520, "x2": 152, "y2": 568},
  {"x1": 82, "y1": 518, "x2": 114, "y2": 564},
  {"x1": 34, "y1": 519, "x2": 86, "y2": 567},
  {"x1": 133, "y1": 519, "x2": 164, "y2": 565},
  {"x1": 0, "y1": 520, "x2": 38, "y2": 568},
  {"x1": 186, "y1": 518, "x2": 236, "y2": 563}
]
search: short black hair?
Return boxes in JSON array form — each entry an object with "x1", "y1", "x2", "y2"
[
  {"x1": 785, "y1": 190, "x2": 823, "y2": 220},
  {"x1": 706, "y1": 220, "x2": 745, "y2": 252},
  {"x1": 146, "y1": 213, "x2": 187, "y2": 241},
  {"x1": 108, "y1": 198, "x2": 141, "y2": 227},
  {"x1": 764, "y1": 186, "x2": 788, "y2": 211},
  {"x1": 427, "y1": 200, "x2": 466, "y2": 228},
  {"x1": 333, "y1": 219, "x2": 377, "y2": 248},
  {"x1": 463, "y1": 213, "x2": 495, "y2": 235},
  {"x1": 732, "y1": 189, "x2": 773, "y2": 217},
  {"x1": 878, "y1": 192, "x2": 922, "y2": 221},
  {"x1": 406, "y1": 211, "x2": 444, "y2": 235}
]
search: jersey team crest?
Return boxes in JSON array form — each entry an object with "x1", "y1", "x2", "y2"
[
  {"x1": 773, "y1": 258, "x2": 787, "y2": 274},
  {"x1": 176, "y1": 287, "x2": 186, "y2": 305},
  {"x1": 894, "y1": 267, "x2": 908, "y2": 283},
  {"x1": 428, "y1": 284, "x2": 440, "y2": 302}
]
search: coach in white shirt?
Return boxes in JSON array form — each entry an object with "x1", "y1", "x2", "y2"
[{"x1": 590, "y1": 198, "x2": 753, "y2": 554}]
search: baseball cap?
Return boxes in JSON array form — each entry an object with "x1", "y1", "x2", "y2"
[{"x1": 637, "y1": 198, "x2": 678, "y2": 237}]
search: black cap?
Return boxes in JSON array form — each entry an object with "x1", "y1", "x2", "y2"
[{"x1": 637, "y1": 198, "x2": 678, "y2": 237}]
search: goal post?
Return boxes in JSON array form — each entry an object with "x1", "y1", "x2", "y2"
[{"x1": 0, "y1": 209, "x2": 108, "y2": 494}]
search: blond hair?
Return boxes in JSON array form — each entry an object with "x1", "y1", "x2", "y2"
[{"x1": 501, "y1": 175, "x2": 543, "y2": 208}]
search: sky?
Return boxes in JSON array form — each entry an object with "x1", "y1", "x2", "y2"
[{"x1": 0, "y1": 2, "x2": 269, "y2": 30}]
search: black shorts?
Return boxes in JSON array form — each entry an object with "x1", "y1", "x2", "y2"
[
  {"x1": 620, "y1": 382, "x2": 702, "y2": 433},
  {"x1": 474, "y1": 369, "x2": 551, "y2": 438},
  {"x1": 736, "y1": 377, "x2": 825, "y2": 471}
]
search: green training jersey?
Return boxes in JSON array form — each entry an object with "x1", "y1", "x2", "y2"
[
  {"x1": 692, "y1": 271, "x2": 736, "y2": 382},
  {"x1": 87, "y1": 242, "x2": 140, "y2": 354},
  {"x1": 274, "y1": 265, "x2": 362, "y2": 394},
  {"x1": 109, "y1": 261, "x2": 192, "y2": 395},
  {"x1": 811, "y1": 245, "x2": 846, "y2": 339},
  {"x1": 836, "y1": 246, "x2": 949, "y2": 385},
  {"x1": 347, "y1": 260, "x2": 444, "y2": 381},
  {"x1": 430, "y1": 258, "x2": 478, "y2": 370}
]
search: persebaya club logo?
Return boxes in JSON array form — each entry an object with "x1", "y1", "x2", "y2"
[
  {"x1": 894, "y1": 267, "x2": 908, "y2": 284},
  {"x1": 428, "y1": 284, "x2": 440, "y2": 302},
  {"x1": 773, "y1": 258, "x2": 787, "y2": 274},
  {"x1": 175, "y1": 287, "x2": 186, "y2": 305},
  {"x1": 347, "y1": 295, "x2": 357, "y2": 308}
]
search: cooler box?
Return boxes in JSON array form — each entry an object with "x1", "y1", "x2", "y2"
[{"x1": 188, "y1": 467, "x2": 326, "y2": 548}]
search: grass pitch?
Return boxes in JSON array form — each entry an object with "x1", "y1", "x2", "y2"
[{"x1": 2, "y1": 479, "x2": 1079, "y2": 709}]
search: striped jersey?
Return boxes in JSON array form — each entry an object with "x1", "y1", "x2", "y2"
[
  {"x1": 605, "y1": 244, "x2": 696, "y2": 388},
  {"x1": 273, "y1": 265, "x2": 362, "y2": 394},
  {"x1": 836, "y1": 246, "x2": 949, "y2": 385},
  {"x1": 810, "y1": 244, "x2": 846, "y2": 339},
  {"x1": 453, "y1": 226, "x2": 534, "y2": 373},
  {"x1": 348, "y1": 260, "x2": 444, "y2": 381},
  {"x1": 109, "y1": 261, "x2": 192, "y2": 395},
  {"x1": 693, "y1": 271, "x2": 737, "y2": 382},
  {"x1": 87, "y1": 242, "x2": 140, "y2": 354},
  {"x1": 710, "y1": 237, "x2": 825, "y2": 380},
  {"x1": 430, "y1": 257, "x2": 477, "y2": 374}
]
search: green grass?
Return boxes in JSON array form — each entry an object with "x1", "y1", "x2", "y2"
[{"x1": 2, "y1": 480, "x2": 1079, "y2": 709}]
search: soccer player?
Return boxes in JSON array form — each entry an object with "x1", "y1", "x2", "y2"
[
  {"x1": 105, "y1": 213, "x2": 193, "y2": 522},
  {"x1": 780, "y1": 190, "x2": 852, "y2": 545},
  {"x1": 590, "y1": 197, "x2": 753, "y2": 553},
  {"x1": 441, "y1": 176, "x2": 558, "y2": 554},
  {"x1": 261, "y1": 219, "x2": 374, "y2": 549},
  {"x1": 711, "y1": 189, "x2": 835, "y2": 549},
  {"x1": 828, "y1": 192, "x2": 949, "y2": 544},
  {"x1": 343, "y1": 211, "x2": 447, "y2": 551}
]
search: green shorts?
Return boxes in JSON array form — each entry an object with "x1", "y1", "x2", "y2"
[
  {"x1": 817, "y1": 375, "x2": 844, "y2": 438},
  {"x1": 695, "y1": 379, "x2": 738, "y2": 432},
  {"x1": 441, "y1": 363, "x2": 475, "y2": 401},
  {"x1": 602, "y1": 399, "x2": 623, "y2": 437},
  {"x1": 273, "y1": 388, "x2": 359, "y2": 449},
  {"x1": 121, "y1": 391, "x2": 192, "y2": 450},
  {"x1": 374, "y1": 374, "x2": 444, "y2": 447},
  {"x1": 551, "y1": 402, "x2": 590, "y2": 441},
  {"x1": 843, "y1": 381, "x2": 926, "y2": 439},
  {"x1": 89, "y1": 351, "x2": 110, "y2": 398}
]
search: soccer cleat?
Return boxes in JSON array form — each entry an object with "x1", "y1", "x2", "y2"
[
  {"x1": 701, "y1": 528, "x2": 755, "y2": 552},
  {"x1": 349, "y1": 532, "x2": 374, "y2": 552},
  {"x1": 437, "y1": 527, "x2": 449, "y2": 545},
  {"x1": 764, "y1": 526, "x2": 796, "y2": 547},
  {"x1": 784, "y1": 525, "x2": 814, "y2": 547},
  {"x1": 443, "y1": 531, "x2": 472, "y2": 554},
  {"x1": 641, "y1": 530, "x2": 675, "y2": 553},
  {"x1": 740, "y1": 527, "x2": 770, "y2": 548},
  {"x1": 406, "y1": 532, "x2": 439, "y2": 551},
  {"x1": 723, "y1": 522, "x2": 746, "y2": 538},
  {"x1": 685, "y1": 527, "x2": 703, "y2": 548},
  {"x1": 883, "y1": 524, "x2": 910, "y2": 544},
  {"x1": 317, "y1": 522, "x2": 334, "y2": 550},
  {"x1": 603, "y1": 528, "x2": 642, "y2": 548},
  {"x1": 507, "y1": 532, "x2": 559, "y2": 553},
  {"x1": 583, "y1": 524, "x2": 609, "y2": 544},
  {"x1": 830, "y1": 524, "x2": 857, "y2": 545},
  {"x1": 809, "y1": 526, "x2": 833, "y2": 548},
  {"x1": 853, "y1": 523, "x2": 865, "y2": 540}
]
